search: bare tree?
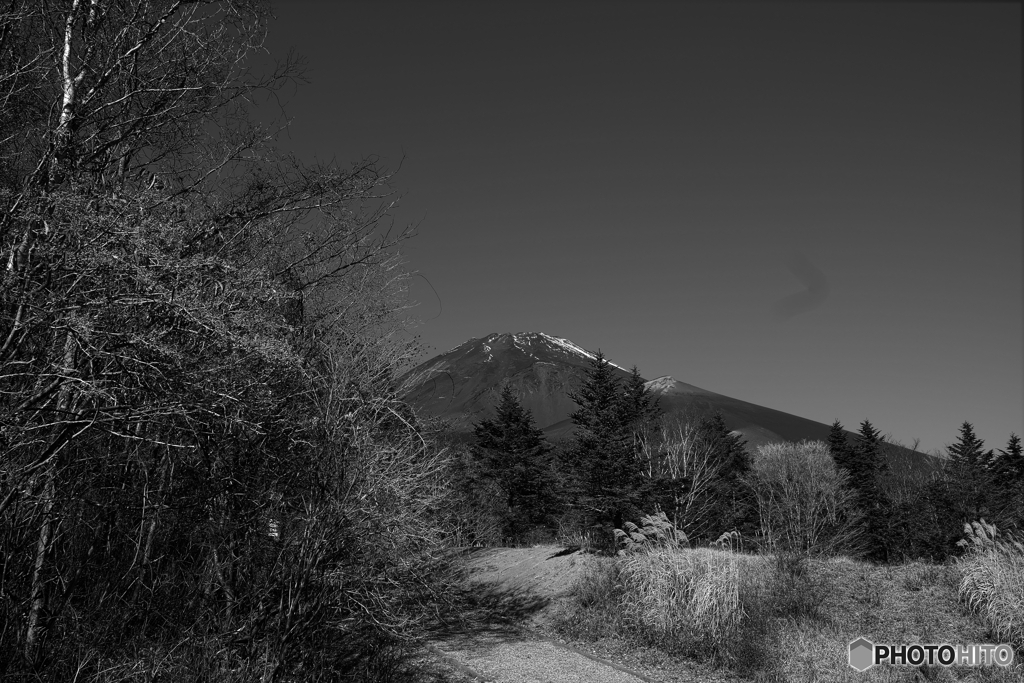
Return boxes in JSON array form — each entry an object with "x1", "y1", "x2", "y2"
[
  {"x1": 0, "y1": 2, "x2": 444, "y2": 678},
  {"x1": 745, "y1": 441, "x2": 863, "y2": 556},
  {"x1": 638, "y1": 412, "x2": 724, "y2": 540}
]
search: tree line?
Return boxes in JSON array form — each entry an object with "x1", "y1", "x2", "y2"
[
  {"x1": 465, "y1": 352, "x2": 1023, "y2": 561},
  {"x1": 464, "y1": 352, "x2": 754, "y2": 552}
]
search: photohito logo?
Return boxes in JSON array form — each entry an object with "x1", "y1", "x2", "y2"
[{"x1": 848, "y1": 637, "x2": 1015, "y2": 672}]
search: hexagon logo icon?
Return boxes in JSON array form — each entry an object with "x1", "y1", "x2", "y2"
[{"x1": 849, "y1": 637, "x2": 875, "y2": 671}]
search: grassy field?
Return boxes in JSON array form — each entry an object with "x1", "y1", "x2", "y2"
[{"x1": 552, "y1": 533, "x2": 1024, "y2": 682}]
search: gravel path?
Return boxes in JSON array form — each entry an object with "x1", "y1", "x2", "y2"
[
  {"x1": 428, "y1": 631, "x2": 660, "y2": 683},
  {"x1": 420, "y1": 546, "x2": 749, "y2": 683},
  {"x1": 423, "y1": 546, "x2": 664, "y2": 682}
]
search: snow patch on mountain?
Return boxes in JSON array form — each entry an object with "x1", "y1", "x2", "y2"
[
  {"x1": 644, "y1": 375, "x2": 678, "y2": 393},
  {"x1": 436, "y1": 332, "x2": 629, "y2": 371},
  {"x1": 536, "y1": 333, "x2": 629, "y2": 371}
]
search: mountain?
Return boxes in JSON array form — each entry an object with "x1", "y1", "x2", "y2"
[
  {"x1": 399, "y1": 332, "x2": 636, "y2": 432},
  {"x1": 542, "y1": 375, "x2": 843, "y2": 450},
  {"x1": 399, "y1": 331, "x2": 934, "y2": 472}
]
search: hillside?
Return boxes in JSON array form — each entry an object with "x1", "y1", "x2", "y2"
[{"x1": 400, "y1": 331, "x2": 935, "y2": 470}]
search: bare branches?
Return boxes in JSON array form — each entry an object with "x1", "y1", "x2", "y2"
[
  {"x1": 745, "y1": 441, "x2": 863, "y2": 556},
  {"x1": 639, "y1": 413, "x2": 726, "y2": 539},
  {"x1": 0, "y1": 2, "x2": 447, "y2": 677}
]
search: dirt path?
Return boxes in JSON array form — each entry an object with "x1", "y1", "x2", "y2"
[
  {"x1": 427, "y1": 631, "x2": 659, "y2": 683},
  {"x1": 425, "y1": 545, "x2": 661, "y2": 682}
]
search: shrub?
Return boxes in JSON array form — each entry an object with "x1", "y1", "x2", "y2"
[
  {"x1": 746, "y1": 440, "x2": 863, "y2": 556},
  {"x1": 957, "y1": 520, "x2": 1024, "y2": 646}
]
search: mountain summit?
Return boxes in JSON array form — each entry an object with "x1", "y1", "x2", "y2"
[
  {"x1": 399, "y1": 332, "x2": 930, "y2": 469},
  {"x1": 399, "y1": 332, "x2": 635, "y2": 431}
]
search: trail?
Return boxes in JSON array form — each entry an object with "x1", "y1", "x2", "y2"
[{"x1": 425, "y1": 546, "x2": 660, "y2": 682}]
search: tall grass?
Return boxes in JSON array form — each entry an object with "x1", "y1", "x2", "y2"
[
  {"x1": 619, "y1": 547, "x2": 746, "y2": 657},
  {"x1": 957, "y1": 520, "x2": 1024, "y2": 646},
  {"x1": 559, "y1": 530, "x2": 1024, "y2": 681},
  {"x1": 556, "y1": 541, "x2": 840, "y2": 679}
]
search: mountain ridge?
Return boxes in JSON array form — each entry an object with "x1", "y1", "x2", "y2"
[{"x1": 399, "y1": 332, "x2": 933, "y2": 471}]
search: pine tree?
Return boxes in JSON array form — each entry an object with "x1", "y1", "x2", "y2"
[
  {"x1": 848, "y1": 420, "x2": 890, "y2": 561},
  {"x1": 854, "y1": 420, "x2": 887, "y2": 477},
  {"x1": 944, "y1": 421, "x2": 996, "y2": 530},
  {"x1": 618, "y1": 365, "x2": 660, "y2": 463},
  {"x1": 567, "y1": 352, "x2": 650, "y2": 536},
  {"x1": 828, "y1": 419, "x2": 854, "y2": 472},
  {"x1": 473, "y1": 383, "x2": 553, "y2": 539},
  {"x1": 949, "y1": 421, "x2": 989, "y2": 470},
  {"x1": 988, "y1": 433, "x2": 1024, "y2": 531},
  {"x1": 992, "y1": 433, "x2": 1024, "y2": 481},
  {"x1": 618, "y1": 366, "x2": 660, "y2": 430},
  {"x1": 697, "y1": 411, "x2": 755, "y2": 539},
  {"x1": 568, "y1": 351, "x2": 623, "y2": 440}
]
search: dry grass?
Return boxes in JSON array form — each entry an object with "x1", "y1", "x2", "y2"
[
  {"x1": 957, "y1": 520, "x2": 1024, "y2": 647},
  {"x1": 554, "y1": 544, "x2": 1024, "y2": 682},
  {"x1": 619, "y1": 547, "x2": 749, "y2": 659}
]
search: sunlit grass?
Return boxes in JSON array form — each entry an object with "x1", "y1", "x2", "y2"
[
  {"x1": 554, "y1": 541, "x2": 1024, "y2": 682},
  {"x1": 957, "y1": 520, "x2": 1024, "y2": 647}
]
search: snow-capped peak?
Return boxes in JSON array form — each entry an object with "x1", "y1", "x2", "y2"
[{"x1": 438, "y1": 332, "x2": 629, "y2": 371}]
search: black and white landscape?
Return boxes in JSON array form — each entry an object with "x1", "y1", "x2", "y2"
[{"x1": 1, "y1": 3, "x2": 1020, "y2": 682}]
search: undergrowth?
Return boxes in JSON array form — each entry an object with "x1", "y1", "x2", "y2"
[
  {"x1": 554, "y1": 544, "x2": 829, "y2": 678},
  {"x1": 554, "y1": 522, "x2": 1024, "y2": 681},
  {"x1": 957, "y1": 520, "x2": 1024, "y2": 647}
]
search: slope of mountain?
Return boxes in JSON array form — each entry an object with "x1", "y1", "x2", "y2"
[
  {"x1": 399, "y1": 331, "x2": 933, "y2": 471},
  {"x1": 399, "y1": 332, "x2": 635, "y2": 431},
  {"x1": 541, "y1": 375, "x2": 840, "y2": 451}
]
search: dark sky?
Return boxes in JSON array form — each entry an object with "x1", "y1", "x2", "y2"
[{"x1": 264, "y1": 1, "x2": 1022, "y2": 455}]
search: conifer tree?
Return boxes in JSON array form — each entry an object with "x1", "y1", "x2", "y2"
[
  {"x1": 567, "y1": 352, "x2": 651, "y2": 536},
  {"x1": 854, "y1": 420, "x2": 887, "y2": 478},
  {"x1": 949, "y1": 421, "x2": 990, "y2": 470},
  {"x1": 828, "y1": 419, "x2": 854, "y2": 472},
  {"x1": 618, "y1": 366, "x2": 660, "y2": 461},
  {"x1": 987, "y1": 433, "x2": 1024, "y2": 530},
  {"x1": 473, "y1": 383, "x2": 553, "y2": 539},
  {"x1": 944, "y1": 421, "x2": 996, "y2": 530},
  {"x1": 992, "y1": 433, "x2": 1024, "y2": 481},
  {"x1": 568, "y1": 351, "x2": 623, "y2": 440},
  {"x1": 697, "y1": 411, "x2": 755, "y2": 538},
  {"x1": 619, "y1": 366, "x2": 660, "y2": 429},
  {"x1": 848, "y1": 420, "x2": 890, "y2": 561}
]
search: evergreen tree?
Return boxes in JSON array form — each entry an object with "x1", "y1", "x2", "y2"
[
  {"x1": 473, "y1": 383, "x2": 553, "y2": 539},
  {"x1": 853, "y1": 420, "x2": 887, "y2": 478},
  {"x1": 619, "y1": 366, "x2": 660, "y2": 431},
  {"x1": 827, "y1": 419, "x2": 854, "y2": 472},
  {"x1": 567, "y1": 352, "x2": 652, "y2": 537},
  {"x1": 949, "y1": 421, "x2": 990, "y2": 470},
  {"x1": 988, "y1": 433, "x2": 1024, "y2": 531},
  {"x1": 992, "y1": 433, "x2": 1024, "y2": 481},
  {"x1": 697, "y1": 411, "x2": 755, "y2": 538},
  {"x1": 849, "y1": 420, "x2": 890, "y2": 561},
  {"x1": 941, "y1": 421, "x2": 997, "y2": 535},
  {"x1": 568, "y1": 351, "x2": 623, "y2": 439},
  {"x1": 618, "y1": 366, "x2": 661, "y2": 463}
]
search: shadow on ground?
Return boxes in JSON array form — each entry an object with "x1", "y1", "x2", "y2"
[
  {"x1": 423, "y1": 580, "x2": 550, "y2": 642},
  {"x1": 420, "y1": 545, "x2": 580, "y2": 643}
]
